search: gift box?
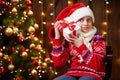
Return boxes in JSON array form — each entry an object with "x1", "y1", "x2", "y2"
[{"x1": 60, "y1": 21, "x2": 81, "y2": 38}]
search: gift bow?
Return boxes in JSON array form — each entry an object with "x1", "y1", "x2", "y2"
[{"x1": 60, "y1": 20, "x2": 77, "y2": 36}]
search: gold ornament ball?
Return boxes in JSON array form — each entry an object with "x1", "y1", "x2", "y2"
[
  {"x1": 31, "y1": 69, "x2": 37, "y2": 76},
  {"x1": 33, "y1": 37, "x2": 39, "y2": 43},
  {"x1": 34, "y1": 23, "x2": 39, "y2": 30},
  {"x1": 12, "y1": 7, "x2": 17, "y2": 13},
  {"x1": 44, "y1": 57, "x2": 50, "y2": 62},
  {"x1": 23, "y1": 11, "x2": 27, "y2": 15},
  {"x1": 11, "y1": 0, "x2": 19, "y2": 6},
  {"x1": 21, "y1": 52, "x2": 28, "y2": 58},
  {"x1": 42, "y1": 62, "x2": 47, "y2": 68},
  {"x1": 35, "y1": 44, "x2": 42, "y2": 51},
  {"x1": 28, "y1": 26, "x2": 35, "y2": 34},
  {"x1": 0, "y1": 52, "x2": 3, "y2": 58},
  {"x1": 3, "y1": 54, "x2": 9, "y2": 60},
  {"x1": 11, "y1": 0, "x2": 19, "y2": 3},
  {"x1": 4, "y1": 27, "x2": 13, "y2": 36},
  {"x1": 29, "y1": 43, "x2": 35, "y2": 48},
  {"x1": 28, "y1": 10, "x2": 33, "y2": 16},
  {"x1": 8, "y1": 64, "x2": 15, "y2": 71},
  {"x1": 13, "y1": 27, "x2": 18, "y2": 33}
]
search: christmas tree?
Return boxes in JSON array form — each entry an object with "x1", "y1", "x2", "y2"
[{"x1": 0, "y1": 0, "x2": 56, "y2": 80}]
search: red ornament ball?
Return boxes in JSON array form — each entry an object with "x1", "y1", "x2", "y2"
[
  {"x1": 16, "y1": 77, "x2": 23, "y2": 80},
  {"x1": 25, "y1": 0, "x2": 32, "y2": 6},
  {"x1": 0, "y1": 1, "x2": 5, "y2": 5},
  {"x1": 0, "y1": 67, "x2": 6, "y2": 74},
  {"x1": 18, "y1": 35, "x2": 25, "y2": 42},
  {"x1": 32, "y1": 59, "x2": 38, "y2": 66}
]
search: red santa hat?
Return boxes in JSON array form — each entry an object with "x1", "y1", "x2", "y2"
[{"x1": 48, "y1": 2, "x2": 94, "y2": 40}]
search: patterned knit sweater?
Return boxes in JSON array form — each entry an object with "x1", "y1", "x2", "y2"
[{"x1": 51, "y1": 33, "x2": 106, "y2": 80}]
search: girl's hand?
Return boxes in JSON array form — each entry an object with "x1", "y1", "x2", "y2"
[
  {"x1": 73, "y1": 34, "x2": 83, "y2": 47},
  {"x1": 65, "y1": 34, "x2": 83, "y2": 47},
  {"x1": 54, "y1": 21, "x2": 62, "y2": 39}
]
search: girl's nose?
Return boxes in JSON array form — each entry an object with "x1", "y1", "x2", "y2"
[{"x1": 82, "y1": 20, "x2": 88, "y2": 25}]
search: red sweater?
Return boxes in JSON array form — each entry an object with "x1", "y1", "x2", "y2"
[{"x1": 51, "y1": 33, "x2": 106, "y2": 80}]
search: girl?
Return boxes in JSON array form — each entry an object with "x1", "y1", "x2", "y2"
[{"x1": 48, "y1": 2, "x2": 106, "y2": 80}]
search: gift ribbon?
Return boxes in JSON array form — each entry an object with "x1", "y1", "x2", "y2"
[{"x1": 60, "y1": 20, "x2": 76, "y2": 36}]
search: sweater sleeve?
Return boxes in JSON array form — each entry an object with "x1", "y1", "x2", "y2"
[{"x1": 51, "y1": 39, "x2": 69, "y2": 68}]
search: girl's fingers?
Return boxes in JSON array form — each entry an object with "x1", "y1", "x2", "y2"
[{"x1": 64, "y1": 34, "x2": 75, "y2": 42}]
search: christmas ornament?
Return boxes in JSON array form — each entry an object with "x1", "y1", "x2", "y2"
[
  {"x1": 16, "y1": 77, "x2": 23, "y2": 80},
  {"x1": 0, "y1": 48, "x2": 3, "y2": 52},
  {"x1": 27, "y1": 26, "x2": 35, "y2": 34},
  {"x1": 4, "y1": 27, "x2": 13, "y2": 36},
  {"x1": 42, "y1": 62, "x2": 47, "y2": 68},
  {"x1": 32, "y1": 59, "x2": 38, "y2": 66},
  {"x1": 33, "y1": 37, "x2": 39, "y2": 43},
  {"x1": 0, "y1": 52, "x2": 3, "y2": 59},
  {"x1": 13, "y1": 26, "x2": 19, "y2": 33},
  {"x1": 11, "y1": 0, "x2": 19, "y2": 3},
  {"x1": 18, "y1": 35, "x2": 25, "y2": 42},
  {"x1": 0, "y1": 1, "x2": 5, "y2": 5},
  {"x1": 0, "y1": 67, "x2": 6, "y2": 74},
  {"x1": 27, "y1": 10, "x2": 33, "y2": 16},
  {"x1": 11, "y1": 7, "x2": 17, "y2": 14},
  {"x1": 20, "y1": 48, "x2": 28, "y2": 58},
  {"x1": 44, "y1": 57, "x2": 50, "y2": 62},
  {"x1": 31, "y1": 69, "x2": 37, "y2": 76},
  {"x1": 35, "y1": 44, "x2": 42, "y2": 51},
  {"x1": 21, "y1": 52, "x2": 28, "y2": 58},
  {"x1": 3, "y1": 54, "x2": 10, "y2": 60},
  {"x1": 23, "y1": 11, "x2": 27, "y2": 15},
  {"x1": 28, "y1": 6, "x2": 32, "y2": 10},
  {"x1": 29, "y1": 43, "x2": 35, "y2": 48},
  {"x1": 34, "y1": 23, "x2": 39, "y2": 30},
  {"x1": 29, "y1": 34, "x2": 36, "y2": 39},
  {"x1": 38, "y1": 59, "x2": 42, "y2": 65},
  {"x1": 12, "y1": 47, "x2": 16, "y2": 53},
  {"x1": 25, "y1": 0, "x2": 32, "y2": 6},
  {"x1": 11, "y1": 0, "x2": 19, "y2": 5},
  {"x1": 8, "y1": 64, "x2": 15, "y2": 71}
]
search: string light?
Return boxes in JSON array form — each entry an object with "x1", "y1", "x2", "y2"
[
  {"x1": 41, "y1": 31, "x2": 44, "y2": 34},
  {"x1": 50, "y1": 13, "x2": 54, "y2": 16},
  {"x1": 38, "y1": 1, "x2": 42, "y2": 4},
  {"x1": 50, "y1": 41, "x2": 53, "y2": 44},
  {"x1": 68, "y1": 0, "x2": 72, "y2": 5},
  {"x1": 51, "y1": 22, "x2": 54, "y2": 25},
  {"x1": 55, "y1": 72, "x2": 58, "y2": 75},
  {"x1": 41, "y1": 11, "x2": 45, "y2": 17},
  {"x1": 102, "y1": 31, "x2": 107, "y2": 35},
  {"x1": 42, "y1": 22, "x2": 46, "y2": 24},
  {"x1": 106, "y1": 9, "x2": 110, "y2": 14},
  {"x1": 102, "y1": 21, "x2": 108, "y2": 26},
  {"x1": 104, "y1": 0, "x2": 110, "y2": 45},
  {"x1": 49, "y1": 3, "x2": 54, "y2": 6},
  {"x1": 106, "y1": 1, "x2": 109, "y2": 4}
]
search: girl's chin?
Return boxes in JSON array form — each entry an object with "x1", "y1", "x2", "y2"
[{"x1": 82, "y1": 30, "x2": 89, "y2": 33}]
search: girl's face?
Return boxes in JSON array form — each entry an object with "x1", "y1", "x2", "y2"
[{"x1": 76, "y1": 16, "x2": 93, "y2": 33}]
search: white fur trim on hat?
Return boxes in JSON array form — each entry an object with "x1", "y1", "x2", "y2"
[{"x1": 64, "y1": 7, "x2": 94, "y2": 23}]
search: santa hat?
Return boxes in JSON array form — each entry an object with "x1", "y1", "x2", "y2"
[{"x1": 48, "y1": 2, "x2": 94, "y2": 40}]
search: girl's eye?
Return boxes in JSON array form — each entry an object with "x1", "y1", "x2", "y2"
[
  {"x1": 79, "y1": 18, "x2": 84, "y2": 22},
  {"x1": 78, "y1": 18, "x2": 92, "y2": 23},
  {"x1": 87, "y1": 19, "x2": 92, "y2": 23}
]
